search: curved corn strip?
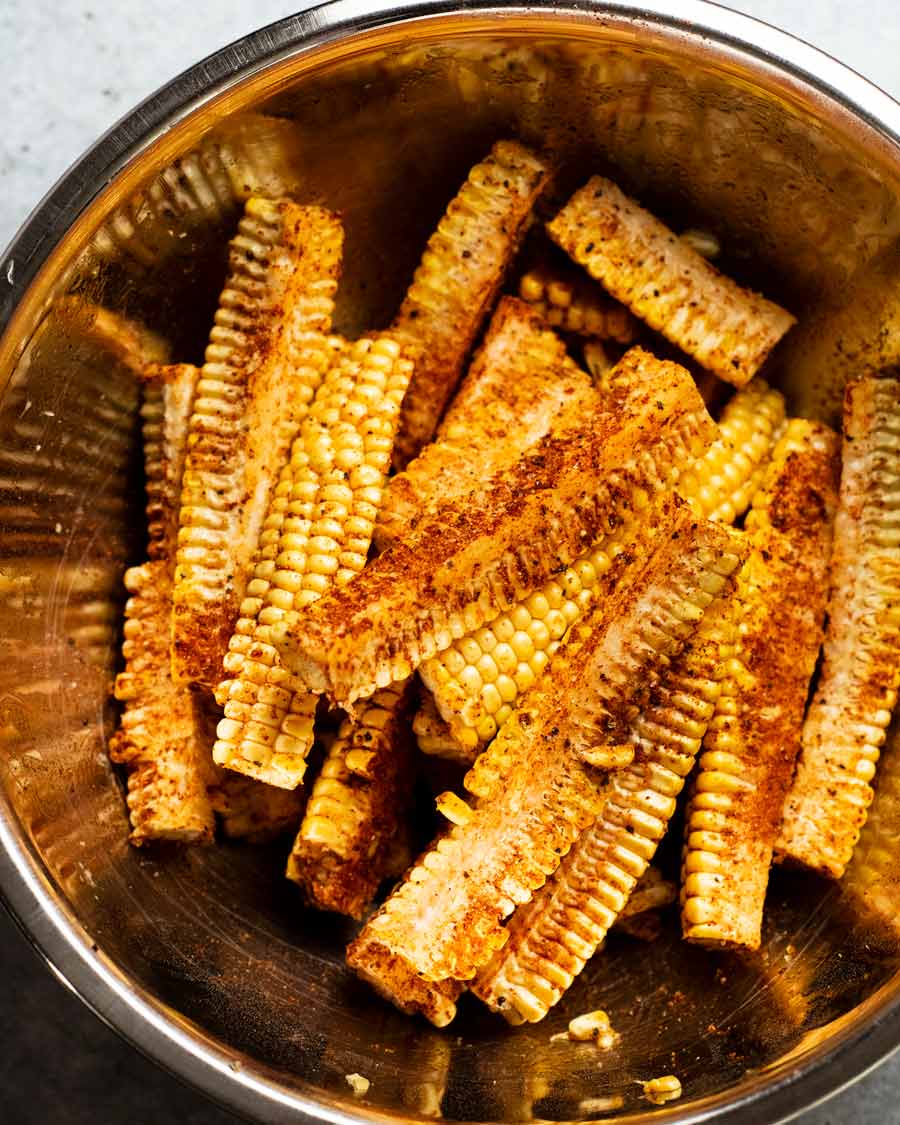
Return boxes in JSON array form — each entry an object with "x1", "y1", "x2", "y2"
[
  {"x1": 417, "y1": 377, "x2": 782, "y2": 752},
  {"x1": 347, "y1": 508, "x2": 744, "y2": 1024},
  {"x1": 547, "y1": 177, "x2": 795, "y2": 386},
  {"x1": 517, "y1": 261, "x2": 638, "y2": 341},
  {"x1": 110, "y1": 364, "x2": 219, "y2": 846},
  {"x1": 213, "y1": 335, "x2": 415, "y2": 788},
  {"x1": 473, "y1": 608, "x2": 733, "y2": 1023},
  {"x1": 678, "y1": 378, "x2": 786, "y2": 523},
  {"x1": 287, "y1": 679, "x2": 415, "y2": 919},
  {"x1": 274, "y1": 348, "x2": 717, "y2": 705},
  {"x1": 777, "y1": 374, "x2": 900, "y2": 878},
  {"x1": 207, "y1": 771, "x2": 304, "y2": 843},
  {"x1": 681, "y1": 421, "x2": 840, "y2": 950},
  {"x1": 173, "y1": 199, "x2": 343, "y2": 689},
  {"x1": 392, "y1": 140, "x2": 551, "y2": 466},
  {"x1": 376, "y1": 295, "x2": 595, "y2": 549},
  {"x1": 615, "y1": 866, "x2": 677, "y2": 942}
]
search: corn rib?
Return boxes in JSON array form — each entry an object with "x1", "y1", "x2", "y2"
[
  {"x1": 287, "y1": 679, "x2": 416, "y2": 919},
  {"x1": 678, "y1": 378, "x2": 786, "y2": 524},
  {"x1": 212, "y1": 334, "x2": 415, "y2": 788},
  {"x1": 681, "y1": 420, "x2": 840, "y2": 951},
  {"x1": 413, "y1": 690, "x2": 475, "y2": 765},
  {"x1": 377, "y1": 295, "x2": 595, "y2": 549},
  {"x1": 173, "y1": 199, "x2": 343, "y2": 689},
  {"x1": 517, "y1": 261, "x2": 638, "y2": 341},
  {"x1": 346, "y1": 506, "x2": 744, "y2": 1024},
  {"x1": 473, "y1": 604, "x2": 733, "y2": 1023},
  {"x1": 110, "y1": 363, "x2": 218, "y2": 844},
  {"x1": 274, "y1": 347, "x2": 717, "y2": 705},
  {"x1": 777, "y1": 373, "x2": 900, "y2": 877},
  {"x1": 392, "y1": 140, "x2": 551, "y2": 465},
  {"x1": 547, "y1": 177, "x2": 795, "y2": 386}
]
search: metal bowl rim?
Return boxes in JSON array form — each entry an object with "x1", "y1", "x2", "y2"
[{"x1": 2, "y1": 2, "x2": 900, "y2": 1122}]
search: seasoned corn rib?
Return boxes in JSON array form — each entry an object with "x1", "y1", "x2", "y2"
[
  {"x1": 274, "y1": 348, "x2": 718, "y2": 705},
  {"x1": 518, "y1": 261, "x2": 638, "y2": 341},
  {"x1": 547, "y1": 177, "x2": 795, "y2": 386},
  {"x1": 419, "y1": 377, "x2": 784, "y2": 751},
  {"x1": 111, "y1": 565, "x2": 216, "y2": 844},
  {"x1": 843, "y1": 717, "x2": 900, "y2": 939},
  {"x1": 208, "y1": 775, "x2": 304, "y2": 842},
  {"x1": 614, "y1": 866, "x2": 677, "y2": 942},
  {"x1": 777, "y1": 373, "x2": 900, "y2": 878},
  {"x1": 681, "y1": 421, "x2": 840, "y2": 950},
  {"x1": 287, "y1": 679, "x2": 416, "y2": 919},
  {"x1": 473, "y1": 608, "x2": 734, "y2": 1023},
  {"x1": 377, "y1": 296, "x2": 596, "y2": 549},
  {"x1": 678, "y1": 378, "x2": 786, "y2": 523},
  {"x1": 392, "y1": 140, "x2": 551, "y2": 466},
  {"x1": 173, "y1": 200, "x2": 343, "y2": 689},
  {"x1": 110, "y1": 363, "x2": 220, "y2": 845},
  {"x1": 346, "y1": 508, "x2": 744, "y2": 1024},
  {"x1": 213, "y1": 335, "x2": 414, "y2": 788}
]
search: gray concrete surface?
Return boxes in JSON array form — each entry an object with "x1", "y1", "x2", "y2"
[{"x1": 2, "y1": 2, "x2": 900, "y2": 1123}]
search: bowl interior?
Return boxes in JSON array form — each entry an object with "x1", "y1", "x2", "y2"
[{"x1": 4, "y1": 7, "x2": 900, "y2": 1123}]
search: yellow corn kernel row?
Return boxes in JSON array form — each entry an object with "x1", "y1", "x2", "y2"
[
  {"x1": 141, "y1": 364, "x2": 199, "y2": 561},
  {"x1": 547, "y1": 176, "x2": 795, "y2": 386},
  {"x1": 473, "y1": 613, "x2": 731, "y2": 1024},
  {"x1": 681, "y1": 421, "x2": 839, "y2": 950},
  {"x1": 110, "y1": 564, "x2": 216, "y2": 844},
  {"x1": 213, "y1": 336, "x2": 415, "y2": 789},
  {"x1": 776, "y1": 375, "x2": 900, "y2": 878},
  {"x1": 347, "y1": 507, "x2": 743, "y2": 1026},
  {"x1": 287, "y1": 679, "x2": 415, "y2": 919},
  {"x1": 392, "y1": 140, "x2": 551, "y2": 466},
  {"x1": 678, "y1": 378, "x2": 786, "y2": 523},
  {"x1": 274, "y1": 348, "x2": 717, "y2": 707},
  {"x1": 419, "y1": 534, "x2": 633, "y2": 751},
  {"x1": 376, "y1": 295, "x2": 595, "y2": 550},
  {"x1": 517, "y1": 262, "x2": 638, "y2": 341},
  {"x1": 173, "y1": 199, "x2": 343, "y2": 689},
  {"x1": 88, "y1": 115, "x2": 302, "y2": 273}
]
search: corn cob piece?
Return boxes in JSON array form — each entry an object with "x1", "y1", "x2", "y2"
[
  {"x1": 213, "y1": 335, "x2": 415, "y2": 788},
  {"x1": 681, "y1": 421, "x2": 840, "y2": 950},
  {"x1": 517, "y1": 261, "x2": 638, "y2": 341},
  {"x1": 111, "y1": 565, "x2": 217, "y2": 844},
  {"x1": 173, "y1": 200, "x2": 343, "y2": 689},
  {"x1": 287, "y1": 679, "x2": 415, "y2": 918},
  {"x1": 274, "y1": 347, "x2": 718, "y2": 705},
  {"x1": 472, "y1": 603, "x2": 735, "y2": 1024},
  {"x1": 413, "y1": 690, "x2": 476, "y2": 765},
  {"x1": 391, "y1": 140, "x2": 551, "y2": 466},
  {"x1": 842, "y1": 716, "x2": 900, "y2": 939},
  {"x1": 547, "y1": 177, "x2": 795, "y2": 386},
  {"x1": 87, "y1": 115, "x2": 303, "y2": 273},
  {"x1": 110, "y1": 363, "x2": 221, "y2": 845},
  {"x1": 346, "y1": 506, "x2": 744, "y2": 1024},
  {"x1": 376, "y1": 296, "x2": 596, "y2": 549},
  {"x1": 677, "y1": 378, "x2": 787, "y2": 524},
  {"x1": 776, "y1": 373, "x2": 900, "y2": 878},
  {"x1": 417, "y1": 378, "x2": 784, "y2": 752}
]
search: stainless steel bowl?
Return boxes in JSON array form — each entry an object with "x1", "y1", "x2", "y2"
[{"x1": 3, "y1": 3, "x2": 900, "y2": 1122}]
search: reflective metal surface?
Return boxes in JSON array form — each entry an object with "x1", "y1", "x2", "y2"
[{"x1": 3, "y1": 3, "x2": 900, "y2": 1122}]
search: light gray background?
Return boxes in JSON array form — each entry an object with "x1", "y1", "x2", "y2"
[{"x1": 2, "y1": 3, "x2": 900, "y2": 1123}]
